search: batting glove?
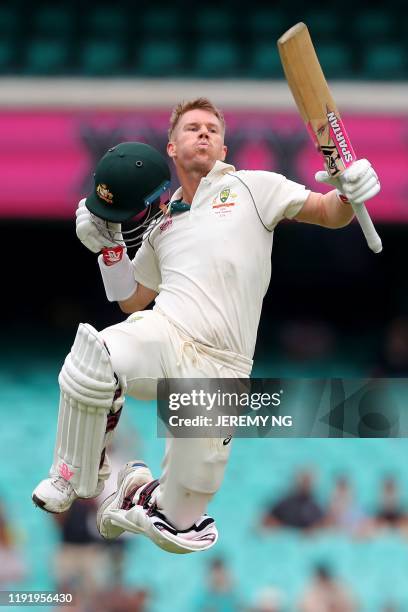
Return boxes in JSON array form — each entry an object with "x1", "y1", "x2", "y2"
[
  {"x1": 315, "y1": 158, "x2": 380, "y2": 205},
  {"x1": 75, "y1": 199, "x2": 125, "y2": 264}
]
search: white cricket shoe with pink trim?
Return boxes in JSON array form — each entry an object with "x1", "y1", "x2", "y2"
[{"x1": 32, "y1": 471, "x2": 105, "y2": 514}]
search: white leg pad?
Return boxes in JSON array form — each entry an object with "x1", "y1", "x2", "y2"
[{"x1": 51, "y1": 323, "x2": 117, "y2": 497}]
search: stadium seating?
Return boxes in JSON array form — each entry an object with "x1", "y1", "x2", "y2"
[
  {"x1": 23, "y1": 38, "x2": 71, "y2": 76},
  {"x1": 247, "y1": 8, "x2": 290, "y2": 40},
  {"x1": 316, "y1": 43, "x2": 355, "y2": 79},
  {"x1": 135, "y1": 39, "x2": 184, "y2": 77},
  {"x1": 303, "y1": 9, "x2": 342, "y2": 42},
  {"x1": 191, "y1": 7, "x2": 235, "y2": 38},
  {"x1": 353, "y1": 10, "x2": 396, "y2": 43},
  {"x1": 0, "y1": 6, "x2": 20, "y2": 36},
  {"x1": 85, "y1": 5, "x2": 128, "y2": 38},
  {"x1": 193, "y1": 40, "x2": 241, "y2": 77},
  {"x1": 141, "y1": 6, "x2": 182, "y2": 38},
  {"x1": 0, "y1": 4, "x2": 405, "y2": 78},
  {"x1": 32, "y1": 5, "x2": 76, "y2": 38},
  {"x1": 78, "y1": 38, "x2": 127, "y2": 76},
  {"x1": 0, "y1": 39, "x2": 17, "y2": 74},
  {"x1": 362, "y1": 44, "x2": 407, "y2": 80},
  {"x1": 248, "y1": 41, "x2": 286, "y2": 78}
]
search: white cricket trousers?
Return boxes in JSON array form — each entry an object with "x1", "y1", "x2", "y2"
[{"x1": 100, "y1": 308, "x2": 252, "y2": 530}]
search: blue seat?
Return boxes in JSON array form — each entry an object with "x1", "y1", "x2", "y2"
[
  {"x1": 192, "y1": 7, "x2": 234, "y2": 38},
  {"x1": 33, "y1": 5, "x2": 76, "y2": 38},
  {"x1": 362, "y1": 44, "x2": 407, "y2": 80},
  {"x1": 193, "y1": 40, "x2": 240, "y2": 77},
  {"x1": 85, "y1": 6, "x2": 128, "y2": 37},
  {"x1": 354, "y1": 10, "x2": 396, "y2": 42},
  {"x1": 0, "y1": 6, "x2": 19, "y2": 36},
  {"x1": 303, "y1": 10, "x2": 343, "y2": 42},
  {"x1": 79, "y1": 39, "x2": 127, "y2": 76},
  {"x1": 135, "y1": 39, "x2": 184, "y2": 76},
  {"x1": 23, "y1": 38, "x2": 70, "y2": 75},
  {"x1": 141, "y1": 7, "x2": 182, "y2": 38},
  {"x1": 0, "y1": 39, "x2": 16, "y2": 74},
  {"x1": 248, "y1": 8, "x2": 289, "y2": 39},
  {"x1": 248, "y1": 41, "x2": 284, "y2": 78},
  {"x1": 317, "y1": 43, "x2": 354, "y2": 79}
]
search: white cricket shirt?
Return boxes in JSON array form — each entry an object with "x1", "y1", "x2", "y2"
[{"x1": 132, "y1": 161, "x2": 309, "y2": 360}]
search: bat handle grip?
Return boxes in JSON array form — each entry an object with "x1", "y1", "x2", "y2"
[{"x1": 349, "y1": 201, "x2": 382, "y2": 253}]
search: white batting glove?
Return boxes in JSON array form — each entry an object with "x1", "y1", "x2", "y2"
[
  {"x1": 315, "y1": 158, "x2": 380, "y2": 205},
  {"x1": 75, "y1": 198, "x2": 124, "y2": 253}
]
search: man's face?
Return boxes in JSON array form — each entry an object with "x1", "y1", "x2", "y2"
[{"x1": 167, "y1": 109, "x2": 227, "y2": 175}]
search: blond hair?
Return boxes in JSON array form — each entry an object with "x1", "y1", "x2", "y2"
[{"x1": 168, "y1": 97, "x2": 226, "y2": 139}]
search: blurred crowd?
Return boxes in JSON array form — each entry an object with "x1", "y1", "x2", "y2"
[
  {"x1": 0, "y1": 446, "x2": 405, "y2": 610},
  {"x1": 0, "y1": 500, "x2": 26, "y2": 586},
  {"x1": 261, "y1": 470, "x2": 408, "y2": 537},
  {"x1": 273, "y1": 315, "x2": 408, "y2": 377},
  {"x1": 191, "y1": 556, "x2": 399, "y2": 612},
  {"x1": 17, "y1": 465, "x2": 402, "y2": 612}
]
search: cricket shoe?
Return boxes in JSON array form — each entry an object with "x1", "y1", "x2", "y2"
[
  {"x1": 97, "y1": 461, "x2": 153, "y2": 540},
  {"x1": 32, "y1": 474, "x2": 105, "y2": 514},
  {"x1": 97, "y1": 462, "x2": 218, "y2": 554}
]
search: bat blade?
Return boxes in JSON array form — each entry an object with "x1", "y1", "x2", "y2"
[
  {"x1": 278, "y1": 24, "x2": 335, "y2": 125},
  {"x1": 278, "y1": 23, "x2": 382, "y2": 253}
]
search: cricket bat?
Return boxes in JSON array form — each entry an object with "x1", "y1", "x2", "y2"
[{"x1": 277, "y1": 23, "x2": 382, "y2": 253}]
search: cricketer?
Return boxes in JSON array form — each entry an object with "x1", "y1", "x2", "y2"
[{"x1": 32, "y1": 98, "x2": 380, "y2": 554}]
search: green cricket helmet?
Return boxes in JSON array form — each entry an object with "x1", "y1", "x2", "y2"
[{"x1": 85, "y1": 141, "x2": 171, "y2": 248}]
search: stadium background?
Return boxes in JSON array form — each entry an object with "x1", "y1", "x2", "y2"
[{"x1": 1, "y1": 1, "x2": 407, "y2": 610}]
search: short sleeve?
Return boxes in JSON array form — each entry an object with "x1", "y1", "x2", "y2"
[
  {"x1": 131, "y1": 238, "x2": 162, "y2": 293},
  {"x1": 234, "y1": 170, "x2": 310, "y2": 230}
]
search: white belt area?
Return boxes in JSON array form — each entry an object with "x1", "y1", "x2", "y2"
[{"x1": 155, "y1": 307, "x2": 253, "y2": 376}]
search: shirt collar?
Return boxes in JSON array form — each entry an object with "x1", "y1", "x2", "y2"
[
  {"x1": 170, "y1": 160, "x2": 236, "y2": 203},
  {"x1": 170, "y1": 186, "x2": 183, "y2": 203},
  {"x1": 207, "y1": 159, "x2": 236, "y2": 178}
]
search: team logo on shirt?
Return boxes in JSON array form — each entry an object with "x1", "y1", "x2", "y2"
[
  {"x1": 212, "y1": 187, "x2": 238, "y2": 217},
  {"x1": 220, "y1": 188, "x2": 230, "y2": 203}
]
